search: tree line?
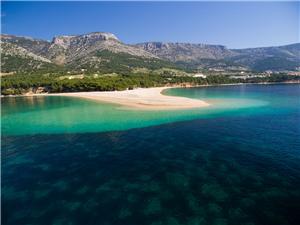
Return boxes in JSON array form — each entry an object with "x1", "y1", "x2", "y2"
[{"x1": 1, "y1": 73, "x2": 298, "y2": 95}]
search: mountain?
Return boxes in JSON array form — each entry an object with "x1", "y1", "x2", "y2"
[
  {"x1": 1, "y1": 32, "x2": 175, "y2": 74},
  {"x1": 230, "y1": 43, "x2": 300, "y2": 71},
  {"x1": 136, "y1": 42, "x2": 236, "y2": 62},
  {"x1": 1, "y1": 40, "x2": 61, "y2": 73},
  {"x1": 1, "y1": 32, "x2": 299, "y2": 73},
  {"x1": 49, "y1": 32, "x2": 157, "y2": 64},
  {"x1": 136, "y1": 42, "x2": 300, "y2": 71}
]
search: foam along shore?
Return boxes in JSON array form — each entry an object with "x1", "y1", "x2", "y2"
[{"x1": 52, "y1": 87, "x2": 209, "y2": 110}]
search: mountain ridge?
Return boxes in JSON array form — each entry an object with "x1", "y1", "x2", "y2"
[{"x1": 1, "y1": 32, "x2": 299, "y2": 73}]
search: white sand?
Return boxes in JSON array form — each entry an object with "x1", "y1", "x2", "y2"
[{"x1": 52, "y1": 87, "x2": 209, "y2": 110}]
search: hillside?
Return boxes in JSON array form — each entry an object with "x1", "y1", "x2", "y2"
[
  {"x1": 136, "y1": 42, "x2": 236, "y2": 62},
  {"x1": 1, "y1": 32, "x2": 299, "y2": 74},
  {"x1": 0, "y1": 32, "x2": 178, "y2": 74},
  {"x1": 136, "y1": 42, "x2": 300, "y2": 71},
  {"x1": 231, "y1": 43, "x2": 300, "y2": 71},
  {"x1": 1, "y1": 42, "x2": 62, "y2": 73}
]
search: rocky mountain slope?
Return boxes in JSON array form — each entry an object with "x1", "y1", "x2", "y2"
[
  {"x1": 1, "y1": 32, "x2": 157, "y2": 60},
  {"x1": 136, "y1": 42, "x2": 237, "y2": 62},
  {"x1": 1, "y1": 42, "x2": 51, "y2": 63},
  {"x1": 1, "y1": 41, "x2": 61, "y2": 73},
  {"x1": 1, "y1": 32, "x2": 165, "y2": 73},
  {"x1": 230, "y1": 43, "x2": 300, "y2": 71},
  {"x1": 136, "y1": 42, "x2": 300, "y2": 71},
  {"x1": 1, "y1": 32, "x2": 299, "y2": 73}
]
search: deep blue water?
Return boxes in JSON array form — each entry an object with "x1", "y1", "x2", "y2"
[{"x1": 2, "y1": 84, "x2": 300, "y2": 225}]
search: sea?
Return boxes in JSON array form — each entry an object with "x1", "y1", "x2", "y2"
[{"x1": 2, "y1": 84, "x2": 300, "y2": 225}]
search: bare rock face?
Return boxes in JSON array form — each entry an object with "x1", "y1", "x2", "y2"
[
  {"x1": 52, "y1": 35, "x2": 75, "y2": 49},
  {"x1": 50, "y1": 33, "x2": 121, "y2": 64},
  {"x1": 136, "y1": 42, "x2": 237, "y2": 62},
  {"x1": 49, "y1": 32, "x2": 157, "y2": 64},
  {"x1": 52, "y1": 32, "x2": 119, "y2": 49},
  {"x1": 83, "y1": 32, "x2": 119, "y2": 41}
]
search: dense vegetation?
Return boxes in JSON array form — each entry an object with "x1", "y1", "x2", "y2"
[
  {"x1": 2, "y1": 72, "x2": 298, "y2": 95},
  {"x1": 1, "y1": 54, "x2": 63, "y2": 73},
  {"x1": 252, "y1": 57, "x2": 300, "y2": 72}
]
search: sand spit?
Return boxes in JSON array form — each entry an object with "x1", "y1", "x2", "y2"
[{"x1": 52, "y1": 87, "x2": 209, "y2": 110}]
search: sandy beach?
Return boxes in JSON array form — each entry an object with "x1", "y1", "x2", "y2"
[{"x1": 51, "y1": 87, "x2": 209, "y2": 110}]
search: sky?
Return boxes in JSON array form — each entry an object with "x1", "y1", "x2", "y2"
[{"x1": 1, "y1": 1, "x2": 299, "y2": 49}]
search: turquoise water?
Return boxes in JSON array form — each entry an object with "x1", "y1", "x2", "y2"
[
  {"x1": 2, "y1": 86, "x2": 269, "y2": 135},
  {"x1": 2, "y1": 84, "x2": 300, "y2": 225}
]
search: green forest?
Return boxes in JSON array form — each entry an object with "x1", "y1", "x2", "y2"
[{"x1": 1, "y1": 72, "x2": 297, "y2": 95}]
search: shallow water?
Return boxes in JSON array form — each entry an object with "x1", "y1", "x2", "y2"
[
  {"x1": 2, "y1": 84, "x2": 300, "y2": 225},
  {"x1": 2, "y1": 85, "x2": 269, "y2": 135}
]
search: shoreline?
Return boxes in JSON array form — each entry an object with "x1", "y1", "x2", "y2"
[
  {"x1": 2, "y1": 81, "x2": 299, "y2": 110},
  {"x1": 172, "y1": 80, "x2": 300, "y2": 88},
  {"x1": 49, "y1": 87, "x2": 210, "y2": 110}
]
